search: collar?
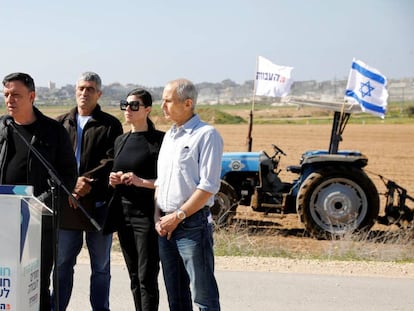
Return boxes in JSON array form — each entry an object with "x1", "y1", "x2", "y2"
[
  {"x1": 68, "y1": 104, "x2": 102, "y2": 121},
  {"x1": 171, "y1": 114, "x2": 200, "y2": 136}
]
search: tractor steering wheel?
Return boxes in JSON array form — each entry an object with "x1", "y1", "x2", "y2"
[{"x1": 272, "y1": 144, "x2": 286, "y2": 156}]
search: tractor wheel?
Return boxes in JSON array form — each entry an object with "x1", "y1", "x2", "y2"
[
  {"x1": 211, "y1": 180, "x2": 238, "y2": 228},
  {"x1": 297, "y1": 166, "x2": 379, "y2": 239}
]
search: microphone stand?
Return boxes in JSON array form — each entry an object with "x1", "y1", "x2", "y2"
[{"x1": 7, "y1": 119, "x2": 101, "y2": 311}]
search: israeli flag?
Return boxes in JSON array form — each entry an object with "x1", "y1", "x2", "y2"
[{"x1": 344, "y1": 58, "x2": 388, "y2": 118}]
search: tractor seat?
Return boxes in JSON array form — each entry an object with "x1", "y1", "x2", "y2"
[{"x1": 286, "y1": 165, "x2": 301, "y2": 174}]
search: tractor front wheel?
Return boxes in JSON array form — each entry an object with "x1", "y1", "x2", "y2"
[{"x1": 211, "y1": 180, "x2": 238, "y2": 228}]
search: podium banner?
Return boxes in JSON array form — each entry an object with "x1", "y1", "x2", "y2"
[{"x1": 0, "y1": 185, "x2": 48, "y2": 311}]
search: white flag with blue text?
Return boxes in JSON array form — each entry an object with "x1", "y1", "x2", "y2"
[
  {"x1": 255, "y1": 56, "x2": 294, "y2": 97},
  {"x1": 344, "y1": 58, "x2": 388, "y2": 118}
]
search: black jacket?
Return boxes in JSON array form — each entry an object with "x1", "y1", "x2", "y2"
[
  {"x1": 0, "y1": 107, "x2": 78, "y2": 212},
  {"x1": 56, "y1": 104, "x2": 123, "y2": 231}
]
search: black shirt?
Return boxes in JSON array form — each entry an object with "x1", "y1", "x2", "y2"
[
  {"x1": 112, "y1": 130, "x2": 164, "y2": 217},
  {"x1": 4, "y1": 122, "x2": 37, "y2": 185}
]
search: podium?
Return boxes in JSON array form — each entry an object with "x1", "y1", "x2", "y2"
[{"x1": 0, "y1": 185, "x2": 52, "y2": 311}]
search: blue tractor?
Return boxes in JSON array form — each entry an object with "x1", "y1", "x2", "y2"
[{"x1": 211, "y1": 100, "x2": 414, "y2": 238}]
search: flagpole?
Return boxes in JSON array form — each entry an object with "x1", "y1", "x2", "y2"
[
  {"x1": 246, "y1": 57, "x2": 258, "y2": 151},
  {"x1": 247, "y1": 55, "x2": 295, "y2": 151},
  {"x1": 246, "y1": 95, "x2": 256, "y2": 152},
  {"x1": 337, "y1": 100, "x2": 346, "y2": 136}
]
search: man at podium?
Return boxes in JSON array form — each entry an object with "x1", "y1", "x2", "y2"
[{"x1": 0, "y1": 72, "x2": 78, "y2": 310}]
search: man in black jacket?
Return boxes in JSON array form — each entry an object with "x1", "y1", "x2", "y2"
[
  {"x1": 54, "y1": 72, "x2": 123, "y2": 311},
  {"x1": 0, "y1": 72, "x2": 78, "y2": 310}
]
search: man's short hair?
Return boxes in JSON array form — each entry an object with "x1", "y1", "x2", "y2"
[
  {"x1": 2, "y1": 72, "x2": 35, "y2": 92},
  {"x1": 174, "y1": 79, "x2": 198, "y2": 105},
  {"x1": 77, "y1": 72, "x2": 102, "y2": 91}
]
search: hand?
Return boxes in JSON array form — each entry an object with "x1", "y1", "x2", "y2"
[
  {"x1": 109, "y1": 171, "x2": 123, "y2": 187},
  {"x1": 158, "y1": 213, "x2": 179, "y2": 240},
  {"x1": 120, "y1": 172, "x2": 133, "y2": 185},
  {"x1": 68, "y1": 193, "x2": 79, "y2": 209},
  {"x1": 120, "y1": 172, "x2": 144, "y2": 187},
  {"x1": 74, "y1": 176, "x2": 94, "y2": 197},
  {"x1": 155, "y1": 221, "x2": 168, "y2": 237},
  {"x1": 68, "y1": 176, "x2": 93, "y2": 209}
]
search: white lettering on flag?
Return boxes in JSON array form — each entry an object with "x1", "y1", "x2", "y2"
[
  {"x1": 344, "y1": 58, "x2": 388, "y2": 118},
  {"x1": 255, "y1": 56, "x2": 294, "y2": 97}
]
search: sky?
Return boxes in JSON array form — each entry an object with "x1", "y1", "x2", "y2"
[{"x1": 1, "y1": 0, "x2": 413, "y2": 88}]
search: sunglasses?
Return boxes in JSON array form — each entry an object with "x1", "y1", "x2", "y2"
[{"x1": 120, "y1": 100, "x2": 145, "y2": 111}]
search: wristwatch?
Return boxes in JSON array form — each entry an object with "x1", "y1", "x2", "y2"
[{"x1": 176, "y1": 209, "x2": 187, "y2": 220}]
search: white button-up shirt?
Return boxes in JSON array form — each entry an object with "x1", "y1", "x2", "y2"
[{"x1": 155, "y1": 114, "x2": 223, "y2": 213}]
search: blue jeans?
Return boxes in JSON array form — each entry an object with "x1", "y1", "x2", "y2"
[
  {"x1": 158, "y1": 208, "x2": 220, "y2": 311},
  {"x1": 54, "y1": 229, "x2": 112, "y2": 311}
]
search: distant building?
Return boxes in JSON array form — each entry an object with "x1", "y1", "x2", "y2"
[
  {"x1": 33, "y1": 77, "x2": 414, "y2": 106},
  {"x1": 48, "y1": 81, "x2": 56, "y2": 90}
]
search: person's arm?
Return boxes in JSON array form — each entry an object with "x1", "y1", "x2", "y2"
[
  {"x1": 69, "y1": 176, "x2": 93, "y2": 208},
  {"x1": 74, "y1": 119, "x2": 124, "y2": 204},
  {"x1": 158, "y1": 188, "x2": 212, "y2": 239},
  {"x1": 81, "y1": 121, "x2": 123, "y2": 189},
  {"x1": 158, "y1": 126, "x2": 223, "y2": 238},
  {"x1": 154, "y1": 188, "x2": 168, "y2": 237},
  {"x1": 118, "y1": 172, "x2": 156, "y2": 189}
]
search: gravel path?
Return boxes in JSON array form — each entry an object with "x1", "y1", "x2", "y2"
[
  {"x1": 215, "y1": 256, "x2": 414, "y2": 278},
  {"x1": 79, "y1": 248, "x2": 414, "y2": 279}
]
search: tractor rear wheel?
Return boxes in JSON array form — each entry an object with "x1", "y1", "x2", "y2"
[
  {"x1": 297, "y1": 166, "x2": 379, "y2": 239},
  {"x1": 211, "y1": 180, "x2": 238, "y2": 228}
]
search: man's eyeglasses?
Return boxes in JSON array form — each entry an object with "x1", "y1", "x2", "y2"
[{"x1": 120, "y1": 100, "x2": 145, "y2": 111}]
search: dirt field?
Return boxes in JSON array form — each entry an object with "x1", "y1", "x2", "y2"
[
  {"x1": 216, "y1": 123, "x2": 413, "y2": 191},
  {"x1": 215, "y1": 122, "x2": 414, "y2": 206},
  {"x1": 210, "y1": 123, "x2": 414, "y2": 258}
]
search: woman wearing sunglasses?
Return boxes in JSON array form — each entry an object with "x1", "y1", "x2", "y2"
[{"x1": 105, "y1": 88, "x2": 164, "y2": 311}]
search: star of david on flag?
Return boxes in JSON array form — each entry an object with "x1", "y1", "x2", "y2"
[{"x1": 344, "y1": 58, "x2": 388, "y2": 118}]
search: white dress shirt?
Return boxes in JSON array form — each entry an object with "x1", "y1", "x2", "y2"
[{"x1": 155, "y1": 114, "x2": 223, "y2": 213}]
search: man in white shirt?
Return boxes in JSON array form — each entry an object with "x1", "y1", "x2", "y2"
[{"x1": 154, "y1": 78, "x2": 223, "y2": 311}]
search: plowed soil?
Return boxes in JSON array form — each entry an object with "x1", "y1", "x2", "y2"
[
  {"x1": 212, "y1": 123, "x2": 414, "y2": 258},
  {"x1": 217, "y1": 123, "x2": 413, "y2": 206}
]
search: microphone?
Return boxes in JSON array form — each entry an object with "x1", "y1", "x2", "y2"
[
  {"x1": 3, "y1": 115, "x2": 13, "y2": 126},
  {"x1": 0, "y1": 116, "x2": 13, "y2": 143}
]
